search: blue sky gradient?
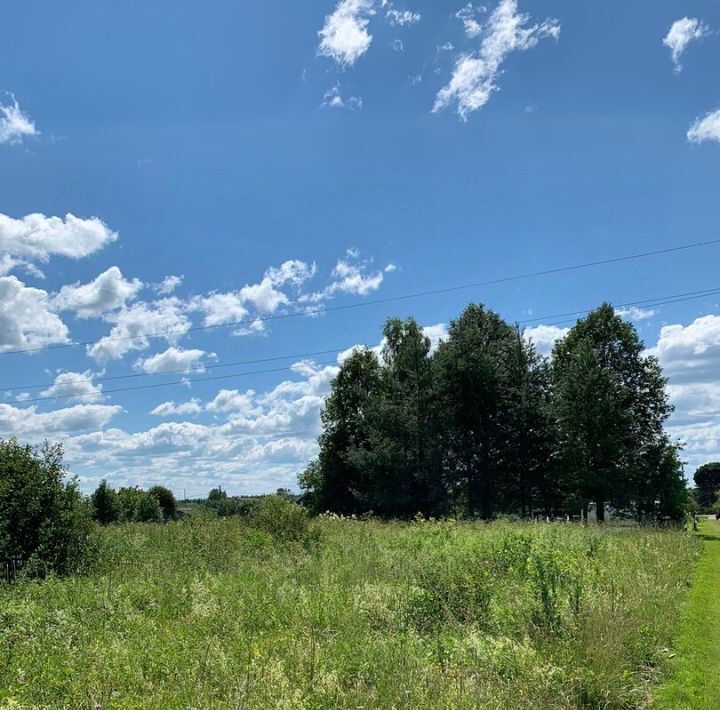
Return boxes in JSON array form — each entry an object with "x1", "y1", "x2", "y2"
[{"x1": 2, "y1": 1, "x2": 720, "y2": 495}]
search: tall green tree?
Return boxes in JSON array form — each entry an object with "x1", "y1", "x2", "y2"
[
  {"x1": 300, "y1": 347, "x2": 382, "y2": 514},
  {"x1": 552, "y1": 304, "x2": 672, "y2": 522},
  {"x1": 353, "y1": 318, "x2": 442, "y2": 516},
  {"x1": 694, "y1": 462, "x2": 720, "y2": 508},
  {"x1": 90, "y1": 479, "x2": 120, "y2": 525}
]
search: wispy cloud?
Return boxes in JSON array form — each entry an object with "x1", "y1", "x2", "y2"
[
  {"x1": 386, "y1": 8, "x2": 421, "y2": 27},
  {"x1": 0, "y1": 95, "x2": 38, "y2": 145},
  {"x1": 455, "y1": 3, "x2": 486, "y2": 38},
  {"x1": 663, "y1": 17, "x2": 709, "y2": 73},
  {"x1": 434, "y1": 0, "x2": 560, "y2": 121},
  {"x1": 322, "y1": 84, "x2": 363, "y2": 110},
  {"x1": 688, "y1": 109, "x2": 720, "y2": 145}
]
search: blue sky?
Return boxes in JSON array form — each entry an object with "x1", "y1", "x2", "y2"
[{"x1": 2, "y1": 0, "x2": 720, "y2": 495}]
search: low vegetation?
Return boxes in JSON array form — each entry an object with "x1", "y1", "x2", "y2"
[{"x1": 0, "y1": 516, "x2": 698, "y2": 708}]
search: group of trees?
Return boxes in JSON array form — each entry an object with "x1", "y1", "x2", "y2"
[
  {"x1": 90, "y1": 480, "x2": 177, "y2": 524},
  {"x1": 301, "y1": 303, "x2": 688, "y2": 522}
]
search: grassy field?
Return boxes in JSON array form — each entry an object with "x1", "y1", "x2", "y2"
[
  {"x1": 652, "y1": 518, "x2": 720, "y2": 709},
  {"x1": 0, "y1": 517, "x2": 699, "y2": 709}
]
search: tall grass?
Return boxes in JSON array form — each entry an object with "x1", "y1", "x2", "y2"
[{"x1": 0, "y1": 517, "x2": 698, "y2": 708}]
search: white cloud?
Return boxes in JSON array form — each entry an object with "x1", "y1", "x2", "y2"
[
  {"x1": 0, "y1": 95, "x2": 38, "y2": 145},
  {"x1": 154, "y1": 275, "x2": 183, "y2": 295},
  {"x1": 615, "y1": 306, "x2": 656, "y2": 321},
  {"x1": 207, "y1": 388, "x2": 259, "y2": 415},
  {"x1": 301, "y1": 249, "x2": 387, "y2": 303},
  {"x1": 151, "y1": 399, "x2": 203, "y2": 417},
  {"x1": 688, "y1": 109, "x2": 720, "y2": 145},
  {"x1": 456, "y1": 3, "x2": 486, "y2": 38},
  {"x1": 53, "y1": 266, "x2": 143, "y2": 318},
  {"x1": 191, "y1": 259, "x2": 317, "y2": 327},
  {"x1": 0, "y1": 275, "x2": 69, "y2": 352},
  {"x1": 0, "y1": 402, "x2": 121, "y2": 439},
  {"x1": 524, "y1": 324, "x2": 569, "y2": 357},
  {"x1": 0, "y1": 213, "x2": 117, "y2": 264},
  {"x1": 40, "y1": 371, "x2": 103, "y2": 403},
  {"x1": 386, "y1": 8, "x2": 421, "y2": 27},
  {"x1": 663, "y1": 17, "x2": 708, "y2": 73},
  {"x1": 87, "y1": 298, "x2": 191, "y2": 362},
  {"x1": 318, "y1": 0, "x2": 377, "y2": 67},
  {"x1": 434, "y1": 0, "x2": 560, "y2": 121},
  {"x1": 136, "y1": 347, "x2": 210, "y2": 374},
  {"x1": 322, "y1": 84, "x2": 363, "y2": 110},
  {"x1": 390, "y1": 38, "x2": 404, "y2": 52}
]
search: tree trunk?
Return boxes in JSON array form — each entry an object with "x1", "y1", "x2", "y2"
[{"x1": 596, "y1": 500, "x2": 606, "y2": 524}]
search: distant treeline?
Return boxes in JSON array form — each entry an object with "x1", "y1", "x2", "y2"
[{"x1": 301, "y1": 303, "x2": 688, "y2": 522}]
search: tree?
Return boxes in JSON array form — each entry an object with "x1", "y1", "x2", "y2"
[
  {"x1": 351, "y1": 318, "x2": 442, "y2": 516},
  {"x1": 552, "y1": 304, "x2": 673, "y2": 522},
  {"x1": 148, "y1": 485, "x2": 177, "y2": 520},
  {"x1": 694, "y1": 462, "x2": 720, "y2": 508},
  {"x1": 300, "y1": 348, "x2": 382, "y2": 514},
  {"x1": 90, "y1": 480, "x2": 120, "y2": 525},
  {"x1": 0, "y1": 438, "x2": 93, "y2": 578},
  {"x1": 135, "y1": 492, "x2": 163, "y2": 523}
]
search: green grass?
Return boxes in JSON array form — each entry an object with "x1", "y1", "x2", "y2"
[
  {"x1": 0, "y1": 518, "x2": 699, "y2": 709},
  {"x1": 652, "y1": 518, "x2": 720, "y2": 709}
]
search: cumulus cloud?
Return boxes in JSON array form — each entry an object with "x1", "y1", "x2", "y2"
[
  {"x1": 300, "y1": 249, "x2": 388, "y2": 304},
  {"x1": 524, "y1": 324, "x2": 569, "y2": 357},
  {"x1": 87, "y1": 297, "x2": 191, "y2": 362},
  {"x1": 0, "y1": 213, "x2": 117, "y2": 264},
  {"x1": 663, "y1": 17, "x2": 709, "y2": 73},
  {"x1": 615, "y1": 306, "x2": 656, "y2": 321},
  {"x1": 154, "y1": 275, "x2": 183, "y2": 295},
  {"x1": 0, "y1": 402, "x2": 121, "y2": 439},
  {"x1": 191, "y1": 259, "x2": 316, "y2": 328},
  {"x1": 0, "y1": 275, "x2": 69, "y2": 352},
  {"x1": 434, "y1": 0, "x2": 560, "y2": 121},
  {"x1": 318, "y1": 0, "x2": 377, "y2": 67},
  {"x1": 53, "y1": 266, "x2": 143, "y2": 318},
  {"x1": 136, "y1": 347, "x2": 211, "y2": 374},
  {"x1": 151, "y1": 399, "x2": 203, "y2": 417},
  {"x1": 40, "y1": 371, "x2": 104, "y2": 403},
  {"x1": 688, "y1": 109, "x2": 720, "y2": 145},
  {"x1": 0, "y1": 95, "x2": 38, "y2": 145}
]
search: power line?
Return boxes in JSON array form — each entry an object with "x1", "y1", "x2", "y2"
[
  {"x1": 8, "y1": 284, "x2": 720, "y2": 404},
  {"x1": 13, "y1": 361, "x2": 340, "y2": 405},
  {"x1": 2, "y1": 236, "x2": 720, "y2": 357}
]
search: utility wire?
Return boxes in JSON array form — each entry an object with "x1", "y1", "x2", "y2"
[
  {"x1": 2, "y1": 236, "x2": 720, "y2": 357},
  {"x1": 7, "y1": 284, "x2": 720, "y2": 403}
]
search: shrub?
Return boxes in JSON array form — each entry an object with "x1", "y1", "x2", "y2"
[
  {"x1": 117, "y1": 486, "x2": 163, "y2": 523},
  {"x1": 148, "y1": 485, "x2": 177, "y2": 520},
  {"x1": 247, "y1": 495, "x2": 318, "y2": 545},
  {"x1": 91, "y1": 479, "x2": 121, "y2": 525},
  {"x1": 0, "y1": 438, "x2": 93, "y2": 578}
]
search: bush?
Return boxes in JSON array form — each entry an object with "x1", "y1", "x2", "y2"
[
  {"x1": 148, "y1": 485, "x2": 177, "y2": 520},
  {"x1": 117, "y1": 486, "x2": 163, "y2": 523},
  {"x1": 0, "y1": 438, "x2": 93, "y2": 578},
  {"x1": 247, "y1": 495, "x2": 318, "y2": 545}
]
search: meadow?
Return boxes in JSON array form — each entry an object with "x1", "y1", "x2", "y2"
[{"x1": 0, "y1": 516, "x2": 699, "y2": 709}]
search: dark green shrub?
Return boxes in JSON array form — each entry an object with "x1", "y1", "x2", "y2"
[
  {"x1": 90, "y1": 479, "x2": 120, "y2": 525},
  {"x1": 148, "y1": 485, "x2": 177, "y2": 520},
  {"x1": 0, "y1": 438, "x2": 93, "y2": 578},
  {"x1": 117, "y1": 486, "x2": 163, "y2": 523}
]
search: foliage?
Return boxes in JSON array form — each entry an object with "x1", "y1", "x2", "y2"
[
  {"x1": 303, "y1": 303, "x2": 683, "y2": 522},
  {"x1": 0, "y1": 518, "x2": 698, "y2": 707},
  {"x1": 148, "y1": 485, "x2": 177, "y2": 520},
  {"x1": 693, "y1": 461, "x2": 720, "y2": 508},
  {"x1": 116, "y1": 486, "x2": 163, "y2": 523},
  {"x1": 90, "y1": 479, "x2": 120, "y2": 525},
  {"x1": 0, "y1": 438, "x2": 93, "y2": 578},
  {"x1": 247, "y1": 494, "x2": 318, "y2": 546}
]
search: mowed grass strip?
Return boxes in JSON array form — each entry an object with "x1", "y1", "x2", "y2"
[{"x1": 652, "y1": 518, "x2": 720, "y2": 709}]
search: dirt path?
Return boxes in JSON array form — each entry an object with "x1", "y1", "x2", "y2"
[{"x1": 652, "y1": 518, "x2": 720, "y2": 708}]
